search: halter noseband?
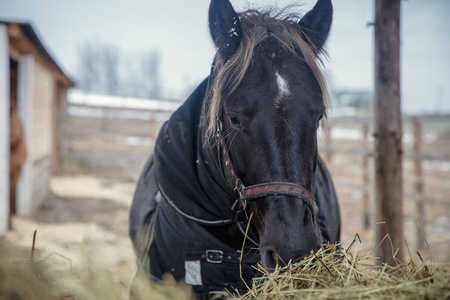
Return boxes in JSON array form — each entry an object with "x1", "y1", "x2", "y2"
[{"x1": 217, "y1": 121, "x2": 316, "y2": 222}]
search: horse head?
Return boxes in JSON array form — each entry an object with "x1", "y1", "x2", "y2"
[{"x1": 207, "y1": 0, "x2": 333, "y2": 270}]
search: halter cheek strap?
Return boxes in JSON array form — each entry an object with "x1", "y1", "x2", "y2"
[{"x1": 217, "y1": 125, "x2": 316, "y2": 222}]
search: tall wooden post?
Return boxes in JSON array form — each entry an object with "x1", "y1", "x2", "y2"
[
  {"x1": 413, "y1": 118, "x2": 425, "y2": 249},
  {"x1": 362, "y1": 124, "x2": 370, "y2": 230},
  {"x1": 374, "y1": 0, "x2": 404, "y2": 264}
]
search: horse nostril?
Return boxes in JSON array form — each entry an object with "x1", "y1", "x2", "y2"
[{"x1": 262, "y1": 249, "x2": 277, "y2": 270}]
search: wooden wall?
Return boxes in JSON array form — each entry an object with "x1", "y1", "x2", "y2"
[
  {"x1": 0, "y1": 23, "x2": 71, "y2": 235},
  {"x1": 30, "y1": 59, "x2": 54, "y2": 210},
  {"x1": 15, "y1": 54, "x2": 63, "y2": 216}
]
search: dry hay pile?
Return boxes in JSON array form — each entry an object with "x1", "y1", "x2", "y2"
[
  {"x1": 0, "y1": 232, "x2": 192, "y2": 300},
  {"x1": 235, "y1": 237, "x2": 449, "y2": 300},
  {"x1": 0, "y1": 247, "x2": 192, "y2": 300},
  {"x1": 0, "y1": 234, "x2": 448, "y2": 300}
]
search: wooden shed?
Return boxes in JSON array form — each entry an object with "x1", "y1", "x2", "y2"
[{"x1": 0, "y1": 21, "x2": 72, "y2": 236}]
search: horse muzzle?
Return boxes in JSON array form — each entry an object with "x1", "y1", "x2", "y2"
[{"x1": 256, "y1": 198, "x2": 322, "y2": 270}]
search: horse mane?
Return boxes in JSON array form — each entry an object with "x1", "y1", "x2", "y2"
[{"x1": 204, "y1": 7, "x2": 330, "y2": 141}]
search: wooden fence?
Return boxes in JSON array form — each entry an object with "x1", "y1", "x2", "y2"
[
  {"x1": 321, "y1": 114, "x2": 450, "y2": 249},
  {"x1": 59, "y1": 102, "x2": 449, "y2": 250},
  {"x1": 59, "y1": 102, "x2": 174, "y2": 180}
]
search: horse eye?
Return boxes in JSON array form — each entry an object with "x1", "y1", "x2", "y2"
[
  {"x1": 318, "y1": 112, "x2": 326, "y2": 123},
  {"x1": 316, "y1": 113, "x2": 325, "y2": 128},
  {"x1": 228, "y1": 113, "x2": 241, "y2": 128}
]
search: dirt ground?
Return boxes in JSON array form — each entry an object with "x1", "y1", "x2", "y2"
[
  {"x1": 4, "y1": 176, "x2": 138, "y2": 298},
  {"x1": 3, "y1": 115, "x2": 449, "y2": 298}
]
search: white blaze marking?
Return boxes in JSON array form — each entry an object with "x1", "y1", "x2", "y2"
[{"x1": 274, "y1": 71, "x2": 290, "y2": 108}]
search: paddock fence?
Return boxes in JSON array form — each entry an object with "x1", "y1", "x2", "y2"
[
  {"x1": 59, "y1": 101, "x2": 175, "y2": 180},
  {"x1": 58, "y1": 100, "x2": 450, "y2": 259},
  {"x1": 319, "y1": 114, "x2": 450, "y2": 253}
]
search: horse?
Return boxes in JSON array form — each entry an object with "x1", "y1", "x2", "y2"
[
  {"x1": 9, "y1": 101, "x2": 27, "y2": 229},
  {"x1": 129, "y1": 0, "x2": 340, "y2": 297}
]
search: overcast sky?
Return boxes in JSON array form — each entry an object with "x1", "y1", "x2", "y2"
[{"x1": 1, "y1": 0, "x2": 449, "y2": 114}]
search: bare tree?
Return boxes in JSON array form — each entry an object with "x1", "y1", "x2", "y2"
[
  {"x1": 77, "y1": 41, "x2": 162, "y2": 99},
  {"x1": 77, "y1": 41, "x2": 121, "y2": 95},
  {"x1": 77, "y1": 42, "x2": 100, "y2": 92},
  {"x1": 101, "y1": 45, "x2": 120, "y2": 95},
  {"x1": 122, "y1": 56, "x2": 141, "y2": 97},
  {"x1": 140, "y1": 50, "x2": 161, "y2": 99}
]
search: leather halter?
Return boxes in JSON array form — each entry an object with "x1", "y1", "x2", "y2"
[{"x1": 216, "y1": 121, "x2": 316, "y2": 222}]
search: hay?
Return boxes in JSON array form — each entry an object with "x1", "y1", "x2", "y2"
[
  {"x1": 1, "y1": 232, "x2": 448, "y2": 300},
  {"x1": 0, "y1": 231, "x2": 193, "y2": 300},
  {"x1": 233, "y1": 236, "x2": 449, "y2": 300}
]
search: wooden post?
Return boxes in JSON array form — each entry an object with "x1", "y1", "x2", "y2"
[
  {"x1": 60, "y1": 89, "x2": 70, "y2": 171},
  {"x1": 0, "y1": 24, "x2": 10, "y2": 236},
  {"x1": 362, "y1": 124, "x2": 370, "y2": 230},
  {"x1": 413, "y1": 118, "x2": 425, "y2": 249},
  {"x1": 53, "y1": 86, "x2": 70, "y2": 174},
  {"x1": 374, "y1": 0, "x2": 404, "y2": 264}
]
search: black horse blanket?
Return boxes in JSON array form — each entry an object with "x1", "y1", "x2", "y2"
[{"x1": 129, "y1": 78, "x2": 340, "y2": 297}]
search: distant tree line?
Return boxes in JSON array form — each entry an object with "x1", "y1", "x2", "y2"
[{"x1": 76, "y1": 41, "x2": 161, "y2": 99}]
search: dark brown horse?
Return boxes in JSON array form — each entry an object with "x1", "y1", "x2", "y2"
[
  {"x1": 130, "y1": 0, "x2": 340, "y2": 297},
  {"x1": 9, "y1": 102, "x2": 26, "y2": 228}
]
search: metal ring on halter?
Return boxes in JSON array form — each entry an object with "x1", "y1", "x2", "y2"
[{"x1": 238, "y1": 184, "x2": 247, "y2": 210}]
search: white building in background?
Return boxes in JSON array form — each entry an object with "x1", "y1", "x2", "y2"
[
  {"x1": 67, "y1": 89, "x2": 182, "y2": 123},
  {"x1": 0, "y1": 21, "x2": 72, "y2": 236}
]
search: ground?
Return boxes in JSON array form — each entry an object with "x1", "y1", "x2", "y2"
[{"x1": 3, "y1": 176, "x2": 137, "y2": 298}]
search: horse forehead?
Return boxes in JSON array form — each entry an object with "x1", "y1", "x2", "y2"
[{"x1": 274, "y1": 71, "x2": 290, "y2": 108}]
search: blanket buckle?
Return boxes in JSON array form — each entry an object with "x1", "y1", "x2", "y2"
[{"x1": 206, "y1": 250, "x2": 223, "y2": 263}]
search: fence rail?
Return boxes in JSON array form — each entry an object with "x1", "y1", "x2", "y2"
[
  {"x1": 321, "y1": 115, "x2": 450, "y2": 248},
  {"x1": 61, "y1": 103, "x2": 449, "y2": 250}
]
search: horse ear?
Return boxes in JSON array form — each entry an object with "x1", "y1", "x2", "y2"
[
  {"x1": 298, "y1": 0, "x2": 333, "y2": 53},
  {"x1": 209, "y1": 0, "x2": 242, "y2": 61}
]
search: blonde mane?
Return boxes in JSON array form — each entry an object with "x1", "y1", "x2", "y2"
[{"x1": 204, "y1": 8, "x2": 329, "y2": 141}]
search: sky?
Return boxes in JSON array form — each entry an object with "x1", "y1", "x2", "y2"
[{"x1": 1, "y1": 0, "x2": 449, "y2": 115}]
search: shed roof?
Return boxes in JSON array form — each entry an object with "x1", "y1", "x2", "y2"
[{"x1": 1, "y1": 20, "x2": 73, "y2": 87}]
